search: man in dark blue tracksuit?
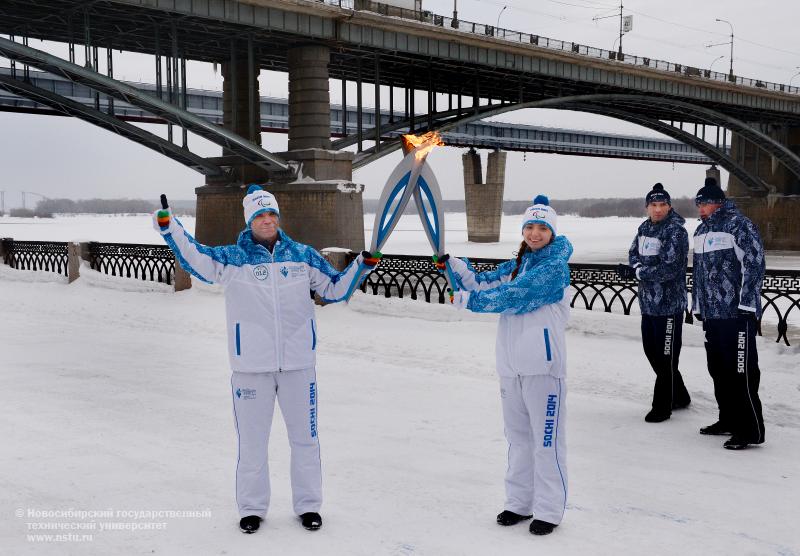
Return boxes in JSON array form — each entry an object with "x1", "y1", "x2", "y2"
[
  {"x1": 692, "y1": 177, "x2": 766, "y2": 450},
  {"x1": 617, "y1": 183, "x2": 691, "y2": 423}
]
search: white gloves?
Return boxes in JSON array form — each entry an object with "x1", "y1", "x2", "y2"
[{"x1": 152, "y1": 208, "x2": 174, "y2": 235}]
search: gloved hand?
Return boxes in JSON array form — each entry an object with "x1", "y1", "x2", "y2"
[
  {"x1": 432, "y1": 253, "x2": 450, "y2": 273},
  {"x1": 616, "y1": 263, "x2": 637, "y2": 281},
  {"x1": 448, "y1": 288, "x2": 470, "y2": 310},
  {"x1": 152, "y1": 208, "x2": 173, "y2": 235},
  {"x1": 361, "y1": 250, "x2": 383, "y2": 268},
  {"x1": 738, "y1": 309, "x2": 756, "y2": 321}
]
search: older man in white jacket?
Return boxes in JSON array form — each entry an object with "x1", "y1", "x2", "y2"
[{"x1": 153, "y1": 185, "x2": 380, "y2": 534}]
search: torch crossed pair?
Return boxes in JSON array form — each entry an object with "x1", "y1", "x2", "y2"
[{"x1": 158, "y1": 132, "x2": 457, "y2": 302}]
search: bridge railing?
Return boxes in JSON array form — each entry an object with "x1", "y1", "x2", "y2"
[
  {"x1": 1, "y1": 240, "x2": 798, "y2": 345},
  {"x1": 331, "y1": 0, "x2": 800, "y2": 96}
]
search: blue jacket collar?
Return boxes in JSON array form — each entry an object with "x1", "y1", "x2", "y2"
[
  {"x1": 236, "y1": 228, "x2": 293, "y2": 256},
  {"x1": 524, "y1": 235, "x2": 573, "y2": 265},
  {"x1": 704, "y1": 199, "x2": 737, "y2": 226}
]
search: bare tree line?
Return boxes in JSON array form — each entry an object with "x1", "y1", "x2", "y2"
[
  {"x1": 23, "y1": 198, "x2": 197, "y2": 217},
  {"x1": 2, "y1": 197, "x2": 695, "y2": 219}
]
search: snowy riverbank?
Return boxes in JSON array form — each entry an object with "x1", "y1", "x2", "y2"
[{"x1": 0, "y1": 267, "x2": 798, "y2": 555}]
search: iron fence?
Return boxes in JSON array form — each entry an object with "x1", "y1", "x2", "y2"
[
  {"x1": 88, "y1": 242, "x2": 176, "y2": 285},
  {"x1": 1, "y1": 239, "x2": 68, "y2": 275},
  {"x1": 1, "y1": 240, "x2": 798, "y2": 345},
  {"x1": 328, "y1": 0, "x2": 800, "y2": 96},
  {"x1": 361, "y1": 254, "x2": 800, "y2": 346}
]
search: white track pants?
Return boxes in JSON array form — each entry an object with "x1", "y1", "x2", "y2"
[
  {"x1": 499, "y1": 375, "x2": 567, "y2": 525},
  {"x1": 231, "y1": 369, "x2": 321, "y2": 518}
]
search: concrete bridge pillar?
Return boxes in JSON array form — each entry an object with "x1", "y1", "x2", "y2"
[
  {"x1": 222, "y1": 54, "x2": 262, "y2": 149},
  {"x1": 706, "y1": 164, "x2": 721, "y2": 185},
  {"x1": 287, "y1": 45, "x2": 331, "y2": 151},
  {"x1": 463, "y1": 149, "x2": 506, "y2": 243},
  {"x1": 194, "y1": 44, "x2": 365, "y2": 252},
  {"x1": 726, "y1": 125, "x2": 800, "y2": 250}
]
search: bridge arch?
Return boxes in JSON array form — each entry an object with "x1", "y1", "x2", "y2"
[
  {"x1": 351, "y1": 94, "x2": 800, "y2": 196},
  {"x1": 0, "y1": 36, "x2": 290, "y2": 176}
]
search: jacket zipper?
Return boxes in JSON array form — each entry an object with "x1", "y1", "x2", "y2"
[{"x1": 263, "y1": 243, "x2": 283, "y2": 371}]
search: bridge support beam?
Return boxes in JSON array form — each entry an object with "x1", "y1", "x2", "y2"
[
  {"x1": 196, "y1": 44, "x2": 364, "y2": 250},
  {"x1": 727, "y1": 125, "x2": 800, "y2": 249},
  {"x1": 196, "y1": 47, "x2": 268, "y2": 246},
  {"x1": 463, "y1": 149, "x2": 506, "y2": 243}
]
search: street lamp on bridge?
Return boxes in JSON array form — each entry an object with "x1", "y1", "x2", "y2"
[
  {"x1": 706, "y1": 18, "x2": 735, "y2": 81},
  {"x1": 709, "y1": 55, "x2": 725, "y2": 74},
  {"x1": 790, "y1": 67, "x2": 800, "y2": 89},
  {"x1": 496, "y1": 5, "x2": 507, "y2": 35}
]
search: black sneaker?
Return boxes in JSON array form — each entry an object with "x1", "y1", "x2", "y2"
[
  {"x1": 496, "y1": 510, "x2": 533, "y2": 526},
  {"x1": 239, "y1": 515, "x2": 262, "y2": 534},
  {"x1": 300, "y1": 512, "x2": 322, "y2": 531},
  {"x1": 723, "y1": 436, "x2": 764, "y2": 450},
  {"x1": 529, "y1": 519, "x2": 558, "y2": 536},
  {"x1": 644, "y1": 409, "x2": 671, "y2": 423},
  {"x1": 699, "y1": 422, "x2": 732, "y2": 436}
]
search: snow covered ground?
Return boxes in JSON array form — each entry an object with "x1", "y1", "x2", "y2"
[
  {"x1": 2, "y1": 212, "x2": 799, "y2": 268},
  {"x1": 1, "y1": 265, "x2": 798, "y2": 555}
]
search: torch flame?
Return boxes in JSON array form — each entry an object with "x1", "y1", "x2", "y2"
[{"x1": 402, "y1": 131, "x2": 445, "y2": 160}]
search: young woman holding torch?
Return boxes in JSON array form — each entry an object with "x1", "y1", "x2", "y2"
[{"x1": 438, "y1": 195, "x2": 572, "y2": 536}]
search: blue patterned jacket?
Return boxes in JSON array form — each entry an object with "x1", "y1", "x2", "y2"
[
  {"x1": 160, "y1": 218, "x2": 368, "y2": 373},
  {"x1": 627, "y1": 209, "x2": 689, "y2": 316},
  {"x1": 448, "y1": 236, "x2": 573, "y2": 378},
  {"x1": 692, "y1": 200, "x2": 765, "y2": 319}
]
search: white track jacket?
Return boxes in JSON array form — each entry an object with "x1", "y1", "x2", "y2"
[
  {"x1": 449, "y1": 236, "x2": 573, "y2": 378},
  {"x1": 161, "y1": 219, "x2": 369, "y2": 373}
]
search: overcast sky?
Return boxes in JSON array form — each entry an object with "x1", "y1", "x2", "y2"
[{"x1": 1, "y1": 0, "x2": 798, "y2": 207}]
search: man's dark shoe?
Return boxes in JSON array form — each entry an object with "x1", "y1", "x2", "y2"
[
  {"x1": 496, "y1": 510, "x2": 533, "y2": 526},
  {"x1": 699, "y1": 422, "x2": 732, "y2": 436},
  {"x1": 529, "y1": 519, "x2": 558, "y2": 535},
  {"x1": 300, "y1": 512, "x2": 322, "y2": 531},
  {"x1": 644, "y1": 409, "x2": 670, "y2": 423},
  {"x1": 723, "y1": 436, "x2": 764, "y2": 450},
  {"x1": 239, "y1": 515, "x2": 262, "y2": 534}
]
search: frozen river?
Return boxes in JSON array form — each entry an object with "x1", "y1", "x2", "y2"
[{"x1": 1, "y1": 211, "x2": 798, "y2": 268}]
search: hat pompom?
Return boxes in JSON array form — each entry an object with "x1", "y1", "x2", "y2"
[
  {"x1": 704, "y1": 177, "x2": 717, "y2": 187},
  {"x1": 652, "y1": 183, "x2": 664, "y2": 191},
  {"x1": 246, "y1": 183, "x2": 263, "y2": 194},
  {"x1": 533, "y1": 194, "x2": 550, "y2": 206}
]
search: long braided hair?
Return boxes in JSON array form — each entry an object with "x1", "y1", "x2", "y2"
[{"x1": 511, "y1": 241, "x2": 529, "y2": 280}]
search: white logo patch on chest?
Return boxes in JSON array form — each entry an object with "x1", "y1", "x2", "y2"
[{"x1": 253, "y1": 265, "x2": 269, "y2": 280}]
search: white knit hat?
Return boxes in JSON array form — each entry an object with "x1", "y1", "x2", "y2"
[
  {"x1": 243, "y1": 184, "x2": 280, "y2": 227},
  {"x1": 521, "y1": 194, "x2": 557, "y2": 235}
]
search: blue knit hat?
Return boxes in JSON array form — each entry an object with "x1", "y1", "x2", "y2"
[
  {"x1": 695, "y1": 177, "x2": 726, "y2": 205},
  {"x1": 242, "y1": 184, "x2": 280, "y2": 226},
  {"x1": 645, "y1": 183, "x2": 671, "y2": 205},
  {"x1": 521, "y1": 195, "x2": 557, "y2": 235}
]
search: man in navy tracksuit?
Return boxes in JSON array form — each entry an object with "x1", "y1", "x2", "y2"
[
  {"x1": 692, "y1": 177, "x2": 766, "y2": 450},
  {"x1": 617, "y1": 183, "x2": 691, "y2": 423}
]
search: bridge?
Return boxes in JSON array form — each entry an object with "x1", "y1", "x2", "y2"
[
  {"x1": 1, "y1": 0, "x2": 798, "y2": 249},
  {"x1": 0, "y1": 68, "x2": 719, "y2": 166}
]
